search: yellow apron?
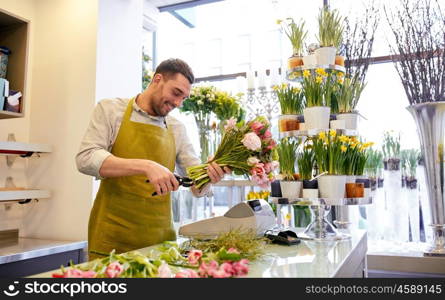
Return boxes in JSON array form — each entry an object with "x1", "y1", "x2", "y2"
[{"x1": 88, "y1": 98, "x2": 176, "y2": 260}]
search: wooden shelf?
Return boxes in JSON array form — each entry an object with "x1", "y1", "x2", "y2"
[
  {"x1": 0, "y1": 189, "x2": 50, "y2": 202},
  {"x1": 0, "y1": 111, "x2": 23, "y2": 119},
  {"x1": 0, "y1": 141, "x2": 52, "y2": 155},
  {"x1": 0, "y1": 8, "x2": 29, "y2": 119}
]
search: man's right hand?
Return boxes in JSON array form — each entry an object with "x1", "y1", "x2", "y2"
[
  {"x1": 144, "y1": 160, "x2": 179, "y2": 196},
  {"x1": 99, "y1": 155, "x2": 179, "y2": 196}
]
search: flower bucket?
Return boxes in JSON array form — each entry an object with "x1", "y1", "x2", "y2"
[
  {"x1": 356, "y1": 177, "x2": 371, "y2": 198},
  {"x1": 335, "y1": 55, "x2": 345, "y2": 66},
  {"x1": 318, "y1": 175, "x2": 346, "y2": 199},
  {"x1": 336, "y1": 113, "x2": 359, "y2": 130},
  {"x1": 303, "y1": 188, "x2": 319, "y2": 199},
  {"x1": 303, "y1": 106, "x2": 330, "y2": 130},
  {"x1": 315, "y1": 47, "x2": 336, "y2": 65},
  {"x1": 303, "y1": 54, "x2": 317, "y2": 67},
  {"x1": 278, "y1": 114, "x2": 299, "y2": 132},
  {"x1": 280, "y1": 180, "x2": 302, "y2": 198},
  {"x1": 288, "y1": 55, "x2": 303, "y2": 70},
  {"x1": 271, "y1": 180, "x2": 282, "y2": 197},
  {"x1": 330, "y1": 119, "x2": 346, "y2": 130}
]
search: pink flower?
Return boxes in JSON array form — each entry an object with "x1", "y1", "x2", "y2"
[
  {"x1": 242, "y1": 132, "x2": 262, "y2": 151},
  {"x1": 224, "y1": 117, "x2": 237, "y2": 132},
  {"x1": 187, "y1": 249, "x2": 203, "y2": 265},
  {"x1": 227, "y1": 248, "x2": 240, "y2": 254},
  {"x1": 174, "y1": 269, "x2": 200, "y2": 278},
  {"x1": 263, "y1": 130, "x2": 272, "y2": 139},
  {"x1": 247, "y1": 156, "x2": 260, "y2": 166},
  {"x1": 198, "y1": 260, "x2": 219, "y2": 278},
  {"x1": 105, "y1": 261, "x2": 124, "y2": 278},
  {"x1": 264, "y1": 162, "x2": 272, "y2": 173},
  {"x1": 232, "y1": 259, "x2": 249, "y2": 277},
  {"x1": 266, "y1": 139, "x2": 277, "y2": 150},
  {"x1": 158, "y1": 262, "x2": 172, "y2": 278},
  {"x1": 250, "y1": 121, "x2": 265, "y2": 134},
  {"x1": 219, "y1": 262, "x2": 234, "y2": 276},
  {"x1": 53, "y1": 269, "x2": 97, "y2": 278}
]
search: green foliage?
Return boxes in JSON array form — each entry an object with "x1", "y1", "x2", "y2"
[
  {"x1": 382, "y1": 131, "x2": 401, "y2": 160},
  {"x1": 335, "y1": 75, "x2": 367, "y2": 113},
  {"x1": 365, "y1": 148, "x2": 384, "y2": 177},
  {"x1": 277, "y1": 138, "x2": 300, "y2": 180},
  {"x1": 213, "y1": 91, "x2": 245, "y2": 122},
  {"x1": 317, "y1": 8, "x2": 344, "y2": 48},
  {"x1": 278, "y1": 18, "x2": 308, "y2": 56},
  {"x1": 142, "y1": 51, "x2": 152, "y2": 91},
  {"x1": 274, "y1": 83, "x2": 305, "y2": 115},
  {"x1": 297, "y1": 145, "x2": 315, "y2": 180}
]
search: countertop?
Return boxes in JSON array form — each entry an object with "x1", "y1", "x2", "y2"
[
  {"x1": 0, "y1": 238, "x2": 87, "y2": 265},
  {"x1": 30, "y1": 229, "x2": 367, "y2": 278}
]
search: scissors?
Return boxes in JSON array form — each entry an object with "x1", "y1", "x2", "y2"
[{"x1": 146, "y1": 174, "x2": 194, "y2": 196}]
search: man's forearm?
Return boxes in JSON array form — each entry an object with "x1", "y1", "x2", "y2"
[{"x1": 99, "y1": 155, "x2": 150, "y2": 178}]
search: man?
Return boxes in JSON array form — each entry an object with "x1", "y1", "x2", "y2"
[{"x1": 76, "y1": 58, "x2": 229, "y2": 260}]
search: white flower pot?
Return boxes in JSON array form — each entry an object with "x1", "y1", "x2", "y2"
[
  {"x1": 302, "y1": 188, "x2": 319, "y2": 199},
  {"x1": 315, "y1": 47, "x2": 337, "y2": 65},
  {"x1": 330, "y1": 119, "x2": 346, "y2": 130},
  {"x1": 318, "y1": 175, "x2": 346, "y2": 199},
  {"x1": 336, "y1": 113, "x2": 359, "y2": 130},
  {"x1": 303, "y1": 106, "x2": 331, "y2": 130},
  {"x1": 303, "y1": 54, "x2": 317, "y2": 67},
  {"x1": 280, "y1": 181, "x2": 302, "y2": 198}
]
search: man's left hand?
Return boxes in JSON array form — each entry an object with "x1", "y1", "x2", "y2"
[{"x1": 207, "y1": 157, "x2": 231, "y2": 183}]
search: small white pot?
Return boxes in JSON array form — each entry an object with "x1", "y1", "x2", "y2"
[
  {"x1": 302, "y1": 54, "x2": 317, "y2": 67},
  {"x1": 336, "y1": 113, "x2": 359, "y2": 130},
  {"x1": 330, "y1": 119, "x2": 346, "y2": 130},
  {"x1": 303, "y1": 106, "x2": 331, "y2": 130},
  {"x1": 318, "y1": 175, "x2": 346, "y2": 199},
  {"x1": 302, "y1": 188, "x2": 319, "y2": 199},
  {"x1": 280, "y1": 181, "x2": 302, "y2": 198},
  {"x1": 315, "y1": 47, "x2": 337, "y2": 65}
]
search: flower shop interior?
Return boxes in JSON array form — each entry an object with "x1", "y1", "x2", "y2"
[{"x1": 0, "y1": 0, "x2": 445, "y2": 279}]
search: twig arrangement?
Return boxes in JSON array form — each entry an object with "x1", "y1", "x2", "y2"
[
  {"x1": 385, "y1": 0, "x2": 445, "y2": 104},
  {"x1": 342, "y1": 1, "x2": 379, "y2": 86}
]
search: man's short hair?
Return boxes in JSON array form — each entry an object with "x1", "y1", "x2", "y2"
[{"x1": 154, "y1": 58, "x2": 194, "y2": 84}]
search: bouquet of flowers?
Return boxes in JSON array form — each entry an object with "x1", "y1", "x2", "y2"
[{"x1": 187, "y1": 116, "x2": 279, "y2": 189}]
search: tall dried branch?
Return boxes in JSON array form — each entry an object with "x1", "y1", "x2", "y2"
[{"x1": 385, "y1": 0, "x2": 445, "y2": 105}]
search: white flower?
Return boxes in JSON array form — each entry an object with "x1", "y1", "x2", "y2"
[
  {"x1": 242, "y1": 132, "x2": 262, "y2": 151},
  {"x1": 247, "y1": 156, "x2": 261, "y2": 166},
  {"x1": 197, "y1": 100, "x2": 203, "y2": 105}
]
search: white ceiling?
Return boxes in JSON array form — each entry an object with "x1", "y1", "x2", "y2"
[{"x1": 148, "y1": 0, "x2": 194, "y2": 8}]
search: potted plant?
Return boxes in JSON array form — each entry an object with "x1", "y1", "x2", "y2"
[
  {"x1": 364, "y1": 148, "x2": 383, "y2": 191},
  {"x1": 334, "y1": 74, "x2": 366, "y2": 130},
  {"x1": 406, "y1": 149, "x2": 420, "y2": 189},
  {"x1": 277, "y1": 138, "x2": 302, "y2": 198},
  {"x1": 303, "y1": 43, "x2": 318, "y2": 67},
  {"x1": 278, "y1": 18, "x2": 307, "y2": 69},
  {"x1": 315, "y1": 8, "x2": 344, "y2": 65},
  {"x1": 301, "y1": 68, "x2": 331, "y2": 130},
  {"x1": 274, "y1": 83, "x2": 305, "y2": 132},
  {"x1": 312, "y1": 130, "x2": 347, "y2": 198},
  {"x1": 381, "y1": 131, "x2": 401, "y2": 171},
  {"x1": 297, "y1": 145, "x2": 318, "y2": 198},
  {"x1": 354, "y1": 142, "x2": 373, "y2": 198}
]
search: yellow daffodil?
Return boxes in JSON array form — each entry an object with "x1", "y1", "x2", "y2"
[
  {"x1": 293, "y1": 87, "x2": 301, "y2": 93},
  {"x1": 318, "y1": 131, "x2": 326, "y2": 139},
  {"x1": 276, "y1": 19, "x2": 282, "y2": 25},
  {"x1": 341, "y1": 145, "x2": 347, "y2": 152},
  {"x1": 329, "y1": 129, "x2": 337, "y2": 137},
  {"x1": 337, "y1": 71, "x2": 345, "y2": 78},
  {"x1": 315, "y1": 76, "x2": 323, "y2": 84},
  {"x1": 303, "y1": 70, "x2": 311, "y2": 78},
  {"x1": 339, "y1": 135, "x2": 349, "y2": 143},
  {"x1": 337, "y1": 78, "x2": 344, "y2": 84},
  {"x1": 272, "y1": 85, "x2": 279, "y2": 91}
]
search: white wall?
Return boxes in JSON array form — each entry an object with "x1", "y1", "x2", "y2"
[
  {"x1": 0, "y1": 0, "x2": 148, "y2": 242},
  {"x1": 23, "y1": 0, "x2": 99, "y2": 241},
  {"x1": 95, "y1": 0, "x2": 143, "y2": 101}
]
